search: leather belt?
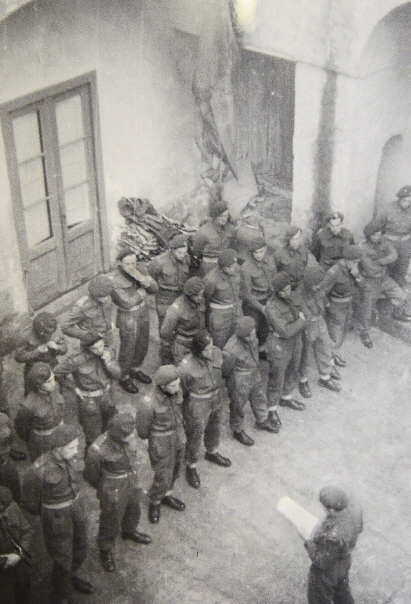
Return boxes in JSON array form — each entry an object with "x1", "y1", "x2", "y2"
[
  {"x1": 75, "y1": 386, "x2": 109, "y2": 398},
  {"x1": 385, "y1": 233, "x2": 411, "y2": 241},
  {"x1": 190, "y1": 389, "x2": 219, "y2": 399},
  {"x1": 122, "y1": 300, "x2": 146, "y2": 311},
  {"x1": 43, "y1": 495, "x2": 78, "y2": 510},
  {"x1": 329, "y1": 296, "x2": 352, "y2": 303},
  {"x1": 209, "y1": 302, "x2": 236, "y2": 310},
  {"x1": 159, "y1": 285, "x2": 181, "y2": 292},
  {"x1": 176, "y1": 334, "x2": 194, "y2": 341},
  {"x1": 202, "y1": 256, "x2": 218, "y2": 262},
  {"x1": 102, "y1": 472, "x2": 130, "y2": 479},
  {"x1": 33, "y1": 420, "x2": 63, "y2": 436}
]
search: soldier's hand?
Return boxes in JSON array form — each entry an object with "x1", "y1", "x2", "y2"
[
  {"x1": 4, "y1": 553, "x2": 21, "y2": 568},
  {"x1": 47, "y1": 340, "x2": 59, "y2": 350},
  {"x1": 298, "y1": 311, "x2": 305, "y2": 320},
  {"x1": 37, "y1": 344, "x2": 49, "y2": 353},
  {"x1": 101, "y1": 349, "x2": 112, "y2": 363}
]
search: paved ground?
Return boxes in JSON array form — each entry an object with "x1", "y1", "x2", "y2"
[{"x1": 3, "y1": 307, "x2": 411, "y2": 604}]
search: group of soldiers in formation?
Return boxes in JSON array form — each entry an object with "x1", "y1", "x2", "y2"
[{"x1": 0, "y1": 185, "x2": 410, "y2": 603}]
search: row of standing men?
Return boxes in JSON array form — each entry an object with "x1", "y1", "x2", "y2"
[{"x1": 1, "y1": 186, "x2": 410, "y2": 602}]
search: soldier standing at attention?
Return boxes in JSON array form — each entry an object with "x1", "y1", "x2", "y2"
[
  {"x1": 83, "y1": 412, "x2": 151, "y2": 573},
  {"x1": 265, "y1": 273, "x2": 306, "y2": 416},
  {"x1": 54, "y1": 334, "x2": 120, "y2": 450},
  {"x1": 160, "y1": 277, "x2": 206, "y2": 364},
  {"x1": 0, "y1": 486, "x2": 33, "y2": 604},
  {"x1": 377, "y1": 185, "x2": 411, "y2": 287},
  {"x1": 358, "y1": 219, "x2": 411, "y2": 348},
  {"x1": 312, "y1": 212, "x2": 355, "y2": 270},
  {"x1": 15, "y1": 363, "x2": 65, "y2": 462},
  {"x1": 147, "y1": 234, "x2": 190, "y2": 329},
  {"x1": 111, "y1": 249, "x2": 159, "y2": 393},
  {"x1": 22, "y1": 424, "x2": 94, "y2": 602},
  {"x1": 191, "y1": 198, "x2": 236, "y2": 276},
  {"x1": 240, "y1": 236, "x2": 276, "y2": 359},
  {"x1": 203, "y1": 248, "x2": 242, "y2": 349},
  {"x1": 298, "y1": 266, "x2": 341, "y2": 399},
  {"x1": 146, "y1": 365, "x2": 186, "y2": 524},
  {"x1": 61, "y1": 274, "x2": 114, "y2": 347},
  {"x1": 304, "y1": 486, "x2": 363, "y2": 604},
  {"x1": 320, "y1": 246, "x2": 363, "y2": 367},
  {"x1": 179, "y1": 330, "x2": 231, "y2": 490},
  {"x1": 15, "y1": 312, "x2": 67, "y2": 397},
  {"x1": 223, "y1": 316, "x2": 279, "y2": 447}
]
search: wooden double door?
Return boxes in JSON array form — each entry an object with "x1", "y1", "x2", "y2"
[{"x1": 3, "y1": 77, "x2": 105, "y2": 309}]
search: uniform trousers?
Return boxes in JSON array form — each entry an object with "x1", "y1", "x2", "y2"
[
  {"x1": 359, "y1": 275, "x2": 407, "y2": 330},
  {"x1": 97, "y1": 475, "x2": 141, "y2": 552},
  {"x1": 325, "y1": 301, "x2": 352, "y2": 349},
  {"x1": 183, "y1": 393, "x2": 221, "y2": 465},
  {"x1": 266, "y1": 333, "x2": 302, "y2": 406},
  {"x1": 41, "y1": 496, "x2": 88, "y2": 601},
  {"x1": 387, "y1": 237, "x2": 411, "y2": 287},
  {"x1": 117, "y1": 304, "x2": 150, "y2": 375},
  {"x1": 308, "y1": 563, "x2": 354, "y2": 604},
  {"x1": 208, "y1": 307, "x2": 239, "y2": 349},
  {"x1": 77, "y1": 392, "x2": 117, "y2": 448},
  {"x1": 242, "y1": 301, "x2": 269, "y2": 347},
  {"x1": 300, "y1": 317, "x2": 334, "y2": 378},
  {"x1": 148, "y1": 431, "x2": 185, "y2": 502},
  {"x1": 0, "y1": 560, "x2": 31, "y2": 604},
  {"x1": 227, "y1": 369, "x2": 269, "y2": 432}
]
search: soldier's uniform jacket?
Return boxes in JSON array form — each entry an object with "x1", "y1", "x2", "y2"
[
  {"x1": 110, "y1": 267, "x2": 158, "y2": 312},
  {"x1": 83, "y1": 431, "x2": 139, "y2": 489},
  {"x1": 305, "y1": 506, "x2": 363, "y2": 576},
  {"x1": 275, "y1": 245, "x2": 309, "y2": 288},
  {"x1": 320, "y1": 261, "x2": 362, "y2": 300},
  {"x1": 359, "y1": 238, "x2": 397, "y2": 278},
  {"x1": 148, "y1": 388, "x2": 185, "y2": 442},
  {"x1": 22, "y1": 451, "x2": 81, "y2": 514},
  {"x1": 265, "y1": 295, "x2": 306, "y2": 339},
  {"x1": 204, "y1": 267, "x2": 241, "y2": 309},
  {"x1": 313, "y1": 226, "x2": 355, "y2": 268},
  {"x1": 378, "y1": 200, "x2": 411, "y2": 236},
  {"x1": 179, "y1": 347, "x2": 224, "y2": 397},
  {"x1": 61, "y1": 295, "x2": 113, "y2": 342},
  {"x1": 0, "y1": 501, "x2": 33, "y2": 556},
  {"x1": 191, "y1": 220, "x2": 236, "y2": 259},
  {"x1": 240, "y1": 255, "x2": 277, "y2": 312},
  {"x1": 54, "y1": 349, "x2": 121, "y2": 392},
  {"x1": 147, "y1": 251, "x2": 189, "y2": 298},
  {"x1": 222, "y1": 334, "x2": 260, "y2": 377},
  {"x1": 15, "y1": 389, "x2": 65, "y2": 442},
  {"x1": 160, "y1": 295, "x2": 206, "y2": 345},
  {"x1": 15, "y1": 327, "x2": 67, "y2": 368}
]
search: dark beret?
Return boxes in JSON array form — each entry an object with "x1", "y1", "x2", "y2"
[
  {"x1": 48, "y1": 424, "x2": 79, "y2": 450},
  {"x1": 396, "y1": 185, "x2": 411, "y2": 198},
  {"x1": 326, "y1": 211, "x2": 344, "y2": 223},
  {"x1": 27, "y1": 362, "x2": 52, "y2": 389},
  {"x1": 169, "y1": 234, "x2": 188, "y2": 249},
  {"x1": 285, "y1": 225, "x2": 301, "y2": 240},
  {"x1": 319, "y1": 485, "x2": 349, "y2": 511},
  {"x1": 218, "y1": 249, "x2": 237, "y2": 268},
  {"x1": 108, "y1": 412, "x2": 135, "y2": 441},
  {"x1": 33, "y1": 312, "x2": 57, "y2": 337},
  {"x1": 248, "y1": 236, "x2": 267, "y2": 252},
  {"x1": 88, "y1": 275, "x2": 113, "y2": 298},
  {"x1": 272, "y1": 272, "x2": 291, "y2": 293},
  {"x1": 183, "y1": 277, "x2": 204, "y2": 297},
  {"x1": 191, "y1": 329, "x2": 211, "y2": 355},
  {"x1": 235, "y1": 316, "x2": 256, "y2": 338},
  {"x1": 209, "y1": 199, "x2": 228, "y2": 218},
  {"x1": 363, "y1": 219, "x2": 384, "y2": 238}
]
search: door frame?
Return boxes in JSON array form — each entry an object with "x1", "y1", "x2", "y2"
[{"x1": 0, "y1": 71, "x2": 111, "y2": 302}]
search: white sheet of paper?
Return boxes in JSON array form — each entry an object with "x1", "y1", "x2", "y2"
[{"x1": 277, "y1": 496, "x2": 320, "y2": 541}]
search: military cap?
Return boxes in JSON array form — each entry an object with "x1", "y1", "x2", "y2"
[
  {"x1": 218, "y1": 248, "x2": 237, "y2": 268},
  {"x1": 191, "y1": 329, "x2": 211, "y2": 355},
  {"x1": 235, "y1": 316, "x2": 255, "y2": 338},
  {"x1": 285, "y1": 225, "x2": 302, "y2": 241},
  {"x1": 326, "y1": 211, "x2": 344, "y2": 223},
  {"x1": 169, "y1": 234, "x2": 188, "y2": 249},
  {"x1": 209, "y1": 199, "x2": 228, "y2": 218},
  {"x1": 272, "y1": 272, "x2": 291, "y2": 293},
  {"x1": 396, "y1": 185, "x2": 411, "y2": 198},
  {"x1": 27, "y1": 362, "x2": 52, "y2": 389},
  {"x1": 108, "y1": 412, "x2": 135, "y2": 441},
  {"x1": 303, "y1": 265, "x2": 325, "y2": 287},
  {"x1": 342, "y1": 245, "x2": 362, "y2": 260},
  {"x1": 319, "y1": 485, "x2": 349, "y2": 511},
  {"x1": 248, "y1": 236, "x2": 267, "y2": 252},
  {"x1": 48, "y1": 423, "x2": 79, "y2": 450},
  {"x1": 88, "y1": 275, "x2": 113, "y2": 299},
  {"x1": 33, "y1": 312, "x2": 57, "y2": 338},
  {"x1": 183, "y1": 277, "x2": 204, "y2": 297},
  {"x1": 156, "y1": 365, "x2": 180, "y2": 386},
  {"x1": 363, "y1": 219, "x2": 384, "y2": 238},
  {"x1": 0, "y1": 486, "x2": 13, "y2": 508}
]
